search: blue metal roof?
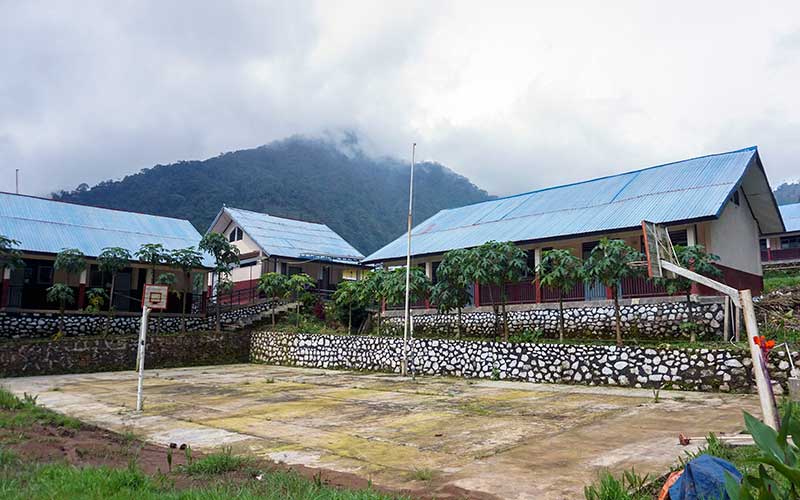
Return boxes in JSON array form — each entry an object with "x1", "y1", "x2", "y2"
[
  {"x1": 223, "y1": 207, "x2": 364, "y2": 263},
  {"x1": 0, "y1": 193, "x2": 212, "y2": 265},
  {"x1": 780, "y1": 203, "x2": 800, "y2": 233},
  {"x1": 365, "y1": 146, "x2": 769, "y2": 262}
]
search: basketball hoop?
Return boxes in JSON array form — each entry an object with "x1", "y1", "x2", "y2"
[
  {"x1": 641, "y1": 220, "x2": 678, "y2": 279},
  {"x1": 142, "y1": 284, "x2": 169, "y2": 310}
]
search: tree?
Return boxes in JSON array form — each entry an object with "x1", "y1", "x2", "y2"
[
  {"x1": 357, "y1": 269, "x2": 392, "y2": 334},
  {"x1": 54, "y1": 248, "x2": 86, "y2": 287},
  {"x1": 199, "y1": 233, "x2": 240, "y2": 332},
  {"x1": 332, "y1": 280, "x2": 363, "y2": 334},
  {"x1": 258, "y1": 272, "x2": 288, "y2": 326},
  {"x1": 537, "y1": 249, "x2": 584, "y2": 343},
  {"x1": 51, "y1": 248, "x2": 86, "y2": 335},
  {"x1": 169, "y1": 247, "x2": 204, "y2": 333},
  {"x1": 46, "y1": 283, "x2": 74, "y2": 334},
  {"x1": 286, "y1": 273, "x2": 316, "y2": 326},
  {"x1": 135, "y1": 243, "x2": 168, "y2": 284},
  {"x1": 384, "y1": 267, "x2": 430, "y2": 307},
  {"x1": 583, "y1": 238, "x2": 643, "y2": 346},
  {"x1": 656, "y1": 244, "x2": 721, "y2": 342},
  {"x1": 464, "y1": 241, "x2": 527, "y2": 341},
  {"x1": 430, "y1": 249, "x2": 473, "y2": 338},
  {"x1": 0, "y1": 236, "x2": 23, "y2": 277},
  {"x1": 85, "y1": 288, "x2": 108, "y2": 313},
  {"x1": 97, "y1": 247, "x2": 131, "y2": 332}
]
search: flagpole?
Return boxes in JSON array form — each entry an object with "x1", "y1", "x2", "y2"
[{"x1": 402, "y1": 143, "x2": 416, "y2": 377}]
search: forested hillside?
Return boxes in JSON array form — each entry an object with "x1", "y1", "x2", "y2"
[
  {"x1": 53, "y1": 136, "x2": 493, "y2": 254},
  {"x1": 775, "y1": 182, "x2": 800, "y2": 206}
]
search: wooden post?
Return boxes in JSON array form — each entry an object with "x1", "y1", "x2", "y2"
[
  {"x1": 741, "y1": 289, "x2": 779, "y2": 430},
  {"x1": 735, "y1": 306, "x2": 741, "y2": 342},
  {"x1": 723, "y1": 296, "x2": 730, "y2": 341}
]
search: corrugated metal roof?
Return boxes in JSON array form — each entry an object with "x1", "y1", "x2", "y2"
[
  {"x1": 365, "y1": 146, "x2": 771, "y2": 262},
  {"x1": 780, "y1": 203, "x2": 800, "y2": 233},
  {"x1": 223, "y1": 207, "x2": 364, "y2": 263},
  {"x1": 0, "y1": 193, "x2": 212, "y2": 265}
]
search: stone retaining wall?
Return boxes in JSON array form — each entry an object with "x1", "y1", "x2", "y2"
[
  {"x1": 382, "y1": 297, "x2": 726, "y2": 339},
  {"x1": 0, "y1": 301, "x2": 277, "y2": 340},
  {"x1": 251, "y1": 331, "x2": 799, "y2": 393},
  {"x1": 0, "y1": 331, "x2": 251, "y2": 377}
]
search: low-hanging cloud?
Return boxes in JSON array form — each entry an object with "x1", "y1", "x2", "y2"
[{"x1": 1, "y1": 0, "x2": 799, "y2": 197}]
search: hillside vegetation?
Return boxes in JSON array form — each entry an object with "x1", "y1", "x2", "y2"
[{"x1": 53, "y1": 136, "x2": 492, "y2": 254}]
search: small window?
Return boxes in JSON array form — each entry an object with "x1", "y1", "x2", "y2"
[
  {"x1": 288, "y1": 266, "x2": 302, "y2": 276},
  {"x1": 37, "y1": 266, "x2": 53, "y2": 285},
  {"x1": 732, "y1": 190, "x2": 740, "y2": 206},
  {"x1": 782, "y1": 236, "x2": 800, "y2": 249},
  {"x1": 760, "y1": 239, "x2": 767, "y2": 250},
  {"x1": 228, "y1": 227, "x2": 243, "y2": 242}
]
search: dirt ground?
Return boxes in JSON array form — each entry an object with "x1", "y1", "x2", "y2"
[{"x1": 0, "y1": 364, "x2": 761, "y2": 500}]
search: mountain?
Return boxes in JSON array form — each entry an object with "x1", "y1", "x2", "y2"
[
  {"x1": 774, "y1": 182, "x2": 800, "y2": 206},
  {"x1": 52, "y1": 136, "x2": 493, "y2": 255}
]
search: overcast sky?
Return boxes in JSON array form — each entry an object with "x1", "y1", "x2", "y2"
[{"x1": 2, "y1": 1, "x2": 799, "y2": 197}]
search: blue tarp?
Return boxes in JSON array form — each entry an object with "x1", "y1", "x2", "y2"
[{"x1": 669, "y1": 454, "x2": 742, "y2": 500}]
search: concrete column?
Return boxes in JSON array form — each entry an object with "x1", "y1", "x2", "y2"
[
  {"x1": 424, "y1": 261, "x2": 433, "y2": 280},
  {"x1": 687, "y1": 225, "x2": 697, "y2": 246}
]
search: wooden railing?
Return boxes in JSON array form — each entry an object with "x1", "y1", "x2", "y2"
[
  {"x1": 541, "y1": 282, "x2": 585, "y2": 303},
  {"x1": 479, "y1": 280, "x2": 537, "y2": 305},
  {"x1": 763, "y1": 247, "x2": 800, "y2": 262},
  {"x1": 620, "y1": 276, "x2": 669, "y2": 299}
]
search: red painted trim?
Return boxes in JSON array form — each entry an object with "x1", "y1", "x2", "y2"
[
  {"x1": 474, "y1": 282, "x2": 481, "y2": 307},
  {"x1": 78, "y1": 283, "x2": 86, "y2": 309},
  {"x1": 605, "y1": 286, "x2": 613, "y2": 299},
  {"x1": 696, "y1": 264, "x2": 763, "y2": 296}
]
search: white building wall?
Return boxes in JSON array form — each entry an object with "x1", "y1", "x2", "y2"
[{"x1": 705, "y1": 193, "x2": 762, "y2": 276}]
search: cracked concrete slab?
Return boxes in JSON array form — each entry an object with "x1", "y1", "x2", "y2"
[{"x1": 1, "y1": 364, "x2": 760, "y2": 499}]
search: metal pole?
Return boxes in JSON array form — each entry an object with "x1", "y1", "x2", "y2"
[
  {"x1": 402, "y1": 143, "x2": 416, "y2": 377},
  {"x1": 136, "y1": 306, "x2": 151, "y2": 412},
  {"x1": 15, "y1": 169, "x2": 19, "y2": 194},
  {"x1": 741, "y1": 289, "x2": 779, "y2": 430}
]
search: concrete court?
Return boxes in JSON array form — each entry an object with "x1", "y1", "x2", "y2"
[{"x1": 0, "y1": 364, "x2": 760, "y2": 499}]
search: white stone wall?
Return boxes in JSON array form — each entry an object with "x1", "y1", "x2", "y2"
[
  {"x1": 382, "y1": 298, "x2": 726, "y2": 339},
  {"x1": 251, "y1": 331, "x2": 800, "y2": 393}
]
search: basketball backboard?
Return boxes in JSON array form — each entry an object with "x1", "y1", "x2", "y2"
[
  {"x1": 142, "y1": 284, "x2": 169, "y2": 310},
  {"x1": 641, "y1": 220, "x2": 678, "y2": 279}
]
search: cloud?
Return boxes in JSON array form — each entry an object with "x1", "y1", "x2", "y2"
[{"x1": 1, "y1": 1, "x2": 799, "y2": 197}]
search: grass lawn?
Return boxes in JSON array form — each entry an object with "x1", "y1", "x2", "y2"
[
  {"x1": 0, "y1": 388, "x2": 404, "y2": 500},
  {"x1": 763, "y1": 269, "x2": 800, "y2": 293}
]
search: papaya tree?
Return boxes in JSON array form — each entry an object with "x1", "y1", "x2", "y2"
[
  {"x1": 135, "y1": 243, "x2": 168, "y2": 284},
  {"x1": 383, "y1": 267, "x2": 430, "y2": 337},
  {"x1": 332, "y1": 280, "x2": 363, "y2": 334},
  {"x1": 97, "y1": 247, "x2": 131, "y2": 332},
  {"x1": 286, "y1": 273, "x2": 316, "y2": 326},
  {"x1": 47, "y1": 247, "x2": 86, "y2": 334},
  {"x1": 258, "y1": 272, "x2": 288, "y2": 326},
  {"x1": 583, "y1": 238, "x2": 643, "y2": 346},
  {"x1": 0, "y1": 236, "x2": 23, "y2": 278},
  {"x1": 537, "y1": 248, "x2": 584, "y2": 342},
  {"x1": 656, "y1": 244, "x2": 721, "y2": 342},
  {"x1": 199, "y1": 233, "x2": 240, "y2": 332},
  {"x1": 169, "y1": 247, "x2": 204, "y2": 333},
  {"x1": 430, "y1": 249, "x2": 473, "y2": 338},
  {"x1": 464, "y1": 241, "x2": 527, "y2": 341},
  {"x1": 358, "y1": 269, "x2": 392, "y2": 334}
]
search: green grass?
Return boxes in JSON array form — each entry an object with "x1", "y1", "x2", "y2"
[
  {"x1": 407, "y1": 467, "x2": 436, "y2": 482},
  {"x1": 180, "y1": 448, "x2": 249, "y2": 476},
  {"x1": 0, "y1": 450, "x2": 403, "y2": 499},
  {"x1": 0, "y1": 388, "x2": 81, "y2": 430},
  {"x1": 764, "y1": 269, "x2": 800, "y2": 293}
]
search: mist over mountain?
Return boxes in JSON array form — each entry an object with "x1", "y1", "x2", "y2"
[
  {"x1": 774, "y1": 182, "x2": 800, "y2": 206},
  {"x1": 52, "y1": 136, "x2": 493, "y2": 255}
]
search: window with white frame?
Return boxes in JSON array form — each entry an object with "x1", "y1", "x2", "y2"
[{"x1": 228, "y1": 227, "x2": 243, "y2": 242}]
